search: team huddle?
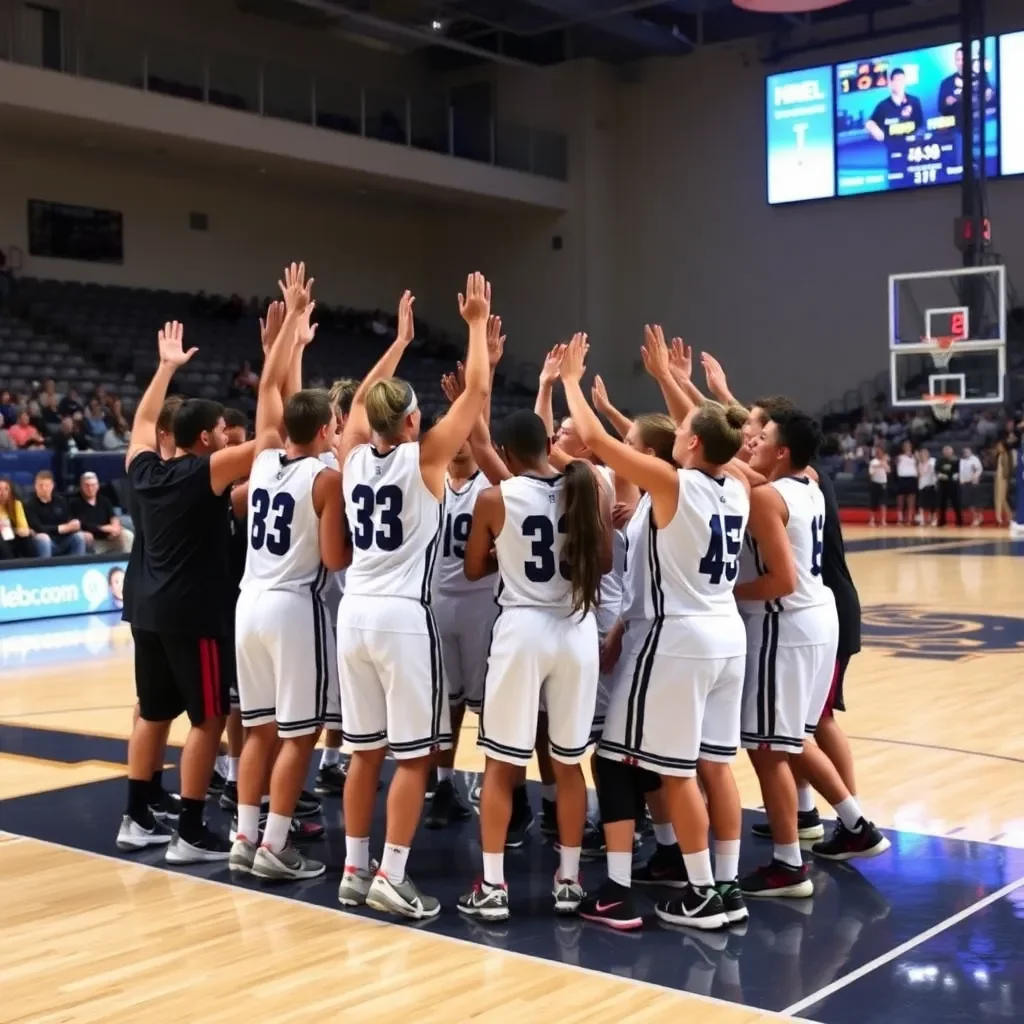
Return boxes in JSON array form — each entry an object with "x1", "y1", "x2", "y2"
[{"x1": 117, "y1": 263, "x2": 889, "y2": 934}]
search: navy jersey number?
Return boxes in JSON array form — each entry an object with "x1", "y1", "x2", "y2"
[
  {"x1": 250, "y1": 488, "x2": 295, "y2": 556},
  {"x1": 351, "y1": 484, "x2": 404, "y2": 551},
  {"x1": 522, "y1": 514, "x2": 570, "y2": 582},
  {"x1": 698, "y1": 514, "x2": 744, "y2": 584},
  {"x1": 810, "y1": 514, "x2": 824, "y2": 576},
  {"x1": 443, "y1": 512, "x2": 473, "y2": 559}
]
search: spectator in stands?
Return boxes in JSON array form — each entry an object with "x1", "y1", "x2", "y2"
[
  {"x1": 936, "y1": 445, "x2": 963, "y2": 527},
  {"x1": 70, "y1": 471, "x2": 134, "y2": 554},
  {"x1": 894, "y1": 439, "x2": 918, "y2": 525},
  {"x1": 38, "y1": 392, "x2": 62, "y2": 433},
  {"x1": 51, "y1": 415, "x2": 89, "y2": 488},
  {"x1": 38, "y1": 378, "x2": 59, "y2": 406},
  {"x1": 916, "y1": 446, "x2": 937, "y2": 526},
  {"x1": 231, "y1": 360, "x2": 259, "y2": 398},
  {"x1": 84, "y1": 398, "x2": 108, "y2": 440},
  {"x1": 867, "y1": 444, "x2": 889, "y2": 526},
  {"x1": 959, "y1": 446, "x2": 983, "y2": 526},
  {"x1": 58, "y1": 386, "x2": 83, "y2": 419},
  {"x1": 0, "y1": 389, "x2": 15, "y2": 427},
  {"x1": 8, "y1": 409, "x2": 45, "y2": 449},
  {"x1": 24, "y1": 469, "x2": 87, "y2": 558},
  {"x1": 994, "y1": 439, "x2": 1012, "y2": 527},
  {"x1": 102, "y1": 414, "x2": 132, "y2": 451},
  {"x1": 0, "y1": 427, "x2": 12, "y2": 450},
  {"x1": 0, "y1": 477, "x2": 32, "y2": 559}
]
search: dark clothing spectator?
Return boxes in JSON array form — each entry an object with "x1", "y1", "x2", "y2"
[
  {"x1": 24, "y1": 488, "x2": 87, "y2": 558},
  {"x1": 58, "y1": 391, "x2": 83, "y2": 418},
  {"x1": 936, "y1": 455, "x2": 963, "y2": 527}
]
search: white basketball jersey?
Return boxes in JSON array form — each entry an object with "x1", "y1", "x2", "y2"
[
  {"x1": 342, "y1": 442, "x2": 442, "y2": 603},
  {"x1": 434, "y1": 470, "x2": 492, "y2": 598},
  {"x1": 240, "y1": 449, "x2": 328, "y2": 595},
  {"x1": 647, "y1": 470, "x2": 750, "y2": 620},
  {"x1": 738, "y1": 475, "x2": 829, "y2": 615},
  {"x1": 494, "y1": 473, "x2": 576, "y2": 611},
  {"x1": 594, "y1": 465, "x2": 623, "y2": 634},
  {"x1": 618, "y1": 492, "x2": 652, "y2": 623}
]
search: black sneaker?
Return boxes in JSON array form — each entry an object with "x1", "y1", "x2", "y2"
[
  {"x1": 540, "y1": 798, "x2": 559, "y2": 838},
  {"x1": 739, "y1": 859, "x2": 813, "y2": 899},
  {"x1": 149, "y1": 788, "x2": 181, "y2": 823},
  {"x1": 290, "y1": 818, "x2": 325, "y2": 842},
  {"x1": 219, "y1": 781, "x2": 239, "y2": 811},
  {"x1": 751, "y1": 809, "x2": 825, "y2": 841},
  {"x1": 425, "y1": 767, "x2": 438, "y2": 801},
  {"x1": 424, "y1": 778, "x2": 473, "y2": 829},
  {"x1": 654, "y1": 883, "x2": 729, "y2": 931},
  {"x1": 314, "y1": 763, "x2": 346, "y2": 796},
  {"x1": 457, "y1": 880, "x2": 510, "y2": 921},
  {"x1": 811, "y1": 819, "x2": 891, "y2": 862},
  {"x1": 506, "y1": 799, "x2": 534, "y2": 849},
  {"x1": 207, "y1": 769, "x2": 227, "y2": 796},
  {"x1": 714, "y1": 880, "x2": 749, "y2": 924},
  {"x1": 166, "y1": 825, "x2": 231, "y2": 864},
  {"x1": 633, "y1": 844, "x2": 687, "y2": 888},
  {"x1": 579, "y1": 879, "x2": 643, "y2": 931},
  {"x1": 294, "y1": 790, "x2": 321, "y2": 818}
]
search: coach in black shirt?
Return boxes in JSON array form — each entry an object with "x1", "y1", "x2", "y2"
[
  {"x1": 119, "y1": 321, "x2": 260, "y2": 861},
  {"x1": 935, "y1": 445, "x2": 962, "y2": 526}
]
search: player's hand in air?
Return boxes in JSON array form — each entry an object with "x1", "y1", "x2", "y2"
[
  {"x1": 539, "y1": 343, "x2": 566, "y2": 387},
  {"x1": 640, "y1": 324, "x2": 672, "y2": 381},
  {"x1": 487, "y1": 315, "x2": 506, "y2": 368},
  {"x1": 259, "y1": 300, "x2": 285, "y2": 354},
  {"x1": 396, "y1": 289, "x2": 416, "y2": 347},
  {"x1": 440, "y1": 368, "x2": 464, "y2": 405},
  {"x1": 459, "y1": 273, "x2": 491, "y2": 325},
  {"x1": 591, "y1": 374, "x2": 613, "y2": 416},
  {"x1": 157, "y1": 321, "x2": 197, "y2": 368},
  {"x1": 701, "y1": 351, "x2": 731, "y2": 402},
  {"x1": 558, "y1": 332, "x2": 588, "y2": 384},
  {"x1": 668, "y1": 337, "x2": 693, "y2": 382},
  {"x1": 279, "y1": 261, "x2": 314, "y2": 315},
  {"x1": 297, "y1": 302, "x2": 318, "y2": 347}
]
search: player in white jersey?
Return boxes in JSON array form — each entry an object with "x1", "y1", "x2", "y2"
[
  {"x1": 455, "y1": 409, "x2": 611, "y2": 922},
  {"x1": 230, "y1": 284, "x2": 349, "y2": 882},
  {"x1": 335, "y1": 277, "x2": 493, "y2": 920},
  {"x1": 737, "y1": 407, "x2": 889, "y2": 900},
  {"x1": 314, "y1": 377, "x2": 359, "y2": 796},
  {"x1": 557, "y1": 331, "x2": 752, "y2": 932}
]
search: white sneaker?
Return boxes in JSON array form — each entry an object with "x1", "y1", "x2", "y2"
[
  {"x1": 552, "y1": 875, "x2": 585, "y2": 914},
  {"x1": 251, "y1": 844, "x2": 325, "y2": 881},
  {"x1": 365, "y1": 872, "x2": 441, "y2": 919},
  {"x1": 116, "y1": 814, "x2": 172, "y2": 851},
  {"x1": 337, "y1": 860, "x2": 379, "y2": 907}
]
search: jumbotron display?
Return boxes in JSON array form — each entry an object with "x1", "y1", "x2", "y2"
[{"x1": 766, "y1": 34, "x2": 1015, "y2": 205}]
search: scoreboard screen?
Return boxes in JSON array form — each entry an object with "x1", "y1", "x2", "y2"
[{"x1": 766, "y1": 35, "x2": 1006, "y2": 204}]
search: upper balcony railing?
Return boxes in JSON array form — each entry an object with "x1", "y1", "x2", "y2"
[{"x1": 0, "y1": 17, "x2": 569, "y2": 182}]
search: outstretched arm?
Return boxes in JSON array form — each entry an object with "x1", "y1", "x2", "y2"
[
  {"x1": 534, "y1": 343, "x2": 565, "y2": 439},
  {"x1": 591, "y1": 375, "x2": 633, "y2": 440},
  {"x1": 126, "y1": 321, "x2": 197, "y2": 468},
  {"x1": 702, "y1": 352, "x2": 738, "y2": 406},
  {"x1": 642, "y1": 325, "x2": 694, "y2": 426},
  {"x1": 441, "y1": 368, "x2": 510, "y2": 485}
]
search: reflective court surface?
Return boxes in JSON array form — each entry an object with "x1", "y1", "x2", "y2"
[{"x1": 1, "y1": 526, "x2": 1023, "y2": 1024}]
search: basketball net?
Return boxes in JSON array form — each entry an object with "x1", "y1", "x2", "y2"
[
  {"x1": 924, "y1": 335, "x2": 957, "y2": 370},
  {"x1": 923, "y1": 394, "x2": 957, "y2": 422}
]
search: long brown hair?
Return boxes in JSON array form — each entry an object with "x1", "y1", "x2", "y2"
[
  {"x1": 0, "y1": 476, "x2": 19, "y2": 522},
  {"x1": 562, "y1": 460, "x2": 604, "y2": 618}
]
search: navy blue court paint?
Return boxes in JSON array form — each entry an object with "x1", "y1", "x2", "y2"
[
  {"x1": 860, "y1": 605, "x2": 1024, "y2": 661},
  {"x1": 914, "y1": 539, "x2": 1024, "y2": 557},
  {"x1": 2, "y1": 723, "x2": 1023, "y2": 1023}
]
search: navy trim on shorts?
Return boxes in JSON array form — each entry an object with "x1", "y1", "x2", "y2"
[
  {"x1": 476, "y1": 596, "x2": 503, "y2": 745},
  {"x1": 549, "y1": 739, "x2": 591, "y2": 759},
  {"x1": 342, "y1": 728, "x2": 388, "y2": 743},
  {"x1": 478, "y1": 735, "x2": 533, "y2": 760},
  {"x1": 420, "y1": 494, "x2": 445, "y2": 607},
  {"x1": 699, "y1": 741, "x2": 738, "y2": 758},
  {"x1": 310, "y1": 566, "x2": 328, "y2": 724},
  {"x1": 756, "y1": 611, "x2": 780, "y2": 738},
  {"x1": 424, "y1": 605, "x2": 444, "y2": 742},
  {"x1": 241, "y1": 706, "x2": 276, "y2": 721},
  {"x1": 741, "y1": 731, "x2": 803, "y2": 750},
  {"x1": 598, "y1": 737, "x2": 697, "y2": 772}
]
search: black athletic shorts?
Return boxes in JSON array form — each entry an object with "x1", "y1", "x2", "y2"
[
  {"x1": 868, "y1": 482, "x2": 886, "y2": 509},
  {"x1": 896, "y1": 476, "x2": 917, "y2": 497},
  {"x1": 918, "y1": 485, "x2": 936, "y2": 511},
  {"x1": 133, "y1": 627, "x2": 235, "y2": 725}
]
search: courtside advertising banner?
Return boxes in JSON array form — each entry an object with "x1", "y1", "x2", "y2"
[{"x1": 0, "y1": 560, "x2": 128, "y2": 624}]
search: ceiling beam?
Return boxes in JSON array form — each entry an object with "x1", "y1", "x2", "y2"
[{"x1": 518, "y1": 0, "x2": 691, "y2": 53}]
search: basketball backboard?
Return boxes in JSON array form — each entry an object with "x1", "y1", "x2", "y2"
[{"x1": 889, "y1": 265, "x2": 1005, "y2": 406}]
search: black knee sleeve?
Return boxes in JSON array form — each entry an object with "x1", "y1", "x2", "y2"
[{"x1": 595, "y1": 757, "x2": 645, "y2": 824}]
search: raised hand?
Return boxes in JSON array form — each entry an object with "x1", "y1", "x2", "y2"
[
  {"x1": 669, "y1": 337, "x2": 693, "y2": 381},
  {"x1": 559, "y1": 332, "x2": 588, "y2": 384},
  {"x1": 592, "y1": 374, "x2": 613, "y2": 415},
  {"x1": 278, "y1": 261, "x2": 314, "y2": 315},
  {"x1": 640, "y1": 324, "x2": 671, "y2": 381},
  {"x1": 157, "y1": 321, "x2": 197, "y2": 367},
  {"x1": 539, "y1": 343, "x2": 566, "y2": 387},
  {"x1": 396, "y1": 290, "x2": 416, "y2": 346},
  {"x1": 440, "y1": 369, "x2": 464, "y2": 405},
  {"x1": 486, "y1": 314, "x2": 506, "y2": 368},
  {"x1": 259, "y1": 300, "x2": 285, "y2": 354},
  {"x1": 701, "y1": 351, "x2": 730, "y2": 400},
  {"x1": 458, "y1": 272, "x2": 491, "y2": 325},
  {"x1": 297, "y1": 301, "x2": 318, "y2": 347}
]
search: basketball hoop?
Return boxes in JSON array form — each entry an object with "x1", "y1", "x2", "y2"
[
  {"x1": 922, "y1": 335, "x2": 957, "y2": 369},
  {"x1": 923, "y1": 393, "x2": 957, "y2": 422}
]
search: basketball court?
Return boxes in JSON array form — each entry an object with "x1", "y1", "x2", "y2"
[{"x1": 2, "y1": 527, "x2": 1022, "y2": 1023}]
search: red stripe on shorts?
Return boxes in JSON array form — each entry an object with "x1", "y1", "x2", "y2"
[
  {"x1": 823, "y1": 659, "x2": 841, "y2": 716},
  {"x1": 209, "y1": 639, "x2": 222, "y2": 717},
  {"x1": 199, "y1": 638, "x2": 215, "y2": 720}
]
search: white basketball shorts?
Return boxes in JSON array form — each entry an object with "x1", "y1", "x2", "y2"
[
  {"x1": 235, "y1": 587, "x2": 340, "y2": 738},
  {"x1": 431, "y1": 592, "x2": 498, "y2": 710},
  {"x1": 598, "y1": 614, "x2": 746, "y2": 777},
  {"x1": 336, "y1": 594, "x2": 452, "y2": 759},
  {"x1": 740, "y1": 604, "x2": 840, "y2": 753},
  {"x1": 478, "y1": 606, "x2": 599, "y2": 767},
  {"x1": 591, "y1": 630, "x2": 612, "y2": 743}
]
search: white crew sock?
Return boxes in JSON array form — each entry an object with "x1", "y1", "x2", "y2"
[
  {"x1": 345, "y1": 835, "x2": 369, "y2": 871},
  {"x1": 653, "y1": 822, "x2": 677, "y2": 847},
  {"x1": 236, "y1": 804, "x2": 261, "y2": 844},
  {"x1": 381, "y1": 843, "x2": 410, "y2": 884},
  {"x1": 320, "y1": 747, "x2": 341, "y2": 768},
  {"x1": 227, "y1": 758, "x2": 239, "y2": 783},
  {"x1": 797, "y1": 785, "x2": 815, "y2": 813},
  {"x1": 834, "y1": 796, "x2": 864, "y2": 831},
  {"x1": 713, "y1": 839, "x2": 740, "y2": 883},
  {"x1": 559, "y1": 845, "x2": 581, "y2": 883},
  {"x1": 482, "y1": 852, "x2": 505, "y2": 887},
  {"x1": 607, "y1": 850, "x2": 632, "y2": 887},
  {"x1": 774, "y1": 842, "x2": 803, "y2": 869},
  {"x1": 682, "y1": 849, "x2": 714, "y2": 888},
  {"x1": 262, "y1": 812, "x2": 291, "y2": 854}
]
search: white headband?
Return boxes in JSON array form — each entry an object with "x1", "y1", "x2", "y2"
[{"x1": 403, "y1": 388, "x2": 418, "y2": 416}]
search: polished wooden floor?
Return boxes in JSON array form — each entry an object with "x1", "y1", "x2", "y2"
[{"x1": 2, "y1": 526, "x2": 1022, "y2": 1023}]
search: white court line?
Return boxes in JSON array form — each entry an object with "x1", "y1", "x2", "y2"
[
  {"x1": 781, "y1": 873, "x2": 1024, "y2": 1017},
  {"x1": 5, "y1": 832, "x2": 823, "y2": 1024}
]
